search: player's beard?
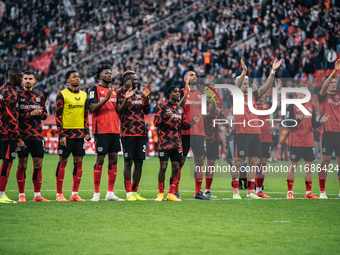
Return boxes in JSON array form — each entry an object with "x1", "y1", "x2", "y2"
[{"x1": 189, "y1": 78, "x2": 197, "y2": 86}]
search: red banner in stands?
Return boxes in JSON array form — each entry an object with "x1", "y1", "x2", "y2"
[{"x1": 28, "y1": 44, "x2": 57, "y2": 73}]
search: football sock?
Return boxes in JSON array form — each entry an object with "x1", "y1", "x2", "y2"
[
  {"x1": 175, "y1": 167, "x2": 182, "y2": 193},
  {"x1": 194, "y1": 178, "x2": 203, "y2": 195},
  {"x1": 287, "y1": 179, "x2": 294, "y2": 192},
  {"x1": 19, "y1": 193, "x2": 25, "y2": 197},
  {"x1": 256, "y1": 163, "x2": 265, "y2": 193},
  {"x1": 247, "y1": 180, "x2": 255, "y2": 195},
  {"x1": 93, "y1": 164, "x2": 103, "y2": 193},
  {"x1": 56, "y1": 162, "x2": 66, "y2": 194},
  {"x1": 0, "y1": 162, "x2": 13, "y2": 192},
  {"x1": 305, "y1": 181, "x2": 312, "y2": 194},
  {"x1": 16, "y1": 166, "x2": 26, "y2": 193},
  {"x1": 319, "y1": 165, "x2": 327, "y2": 193},
  {"x1": 34, "y1": 192, "x2": 41, "y2": 197},
  {"x1": 132, "y1": 182, "x2": 139, "y2": 193},
  {"x1": 108, "y1": 164, "x2": 117, "y2": 192},
  {"x1": 168, "y1": 178, "x2": 178, "y2": 195},
  {"x1": 205, "y1": 177, "x2": 213, "y2": 192},
  {"x1": 71, "y1": 192, "x2": 78, "y2": 196},
  {"x1": 0, "y1": 192, "x2": 5, "y2": 198},
  {"x1": 232, "y1": 180, "x2": 239, "y2": 194},
  {"x1": 32, "y1": 168, "x2": 42, "y2": 193},
  {"x1": 158, "y1": 183, "x2": 164, "y2": 194},
  {"x1": 125, "y1": 180, "x2": 132, "y2": 193},
  {"x1": 72, "y1": 162, "x2": 82, "y2": 193}
]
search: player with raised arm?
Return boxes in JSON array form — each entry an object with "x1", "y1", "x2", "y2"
[
  {"x1": 154, "y1": 86, "x2": 202, "y2": 201},
  {"x1": 177, "y1": 71, "x2": 207, "y2": 200},
  {"x1": 117, "y1": 70, "x2": 152, "y2": 201},
  {"x1": 253, "y1": 79, "x2": 282, "y2": 198},
  {"x1": 0, "y1": 67, "x2": 25, "y2": 203},
  {"x1": 285, "y1": 84, "x2": 329, "y2": 199},
  {"x1": 232, "y1": 59, "x2": 282, "y2": 199},
  {"x1": 317, "y1": 59, "x2": 340, "y2": 199},
  {"x1": 16, "y1": 71, "x2": 50, "y2": 202},
  {"x1": 55, "y1": 70, "x2": 91, "y2": 202},
  {"x1": 88, "y1": 65, "x2": 124, "y2": 202}
]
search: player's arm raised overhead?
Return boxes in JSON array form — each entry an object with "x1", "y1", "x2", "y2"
[
  {"x1": 235, "y1": 59, "x2": 247, "y2": 88},
  {"x1": 257, "y1": 59, "x2": 283, "y2": 98},
  {"x1": 320, "y1": 59, "x2": 340, "y2": 96},
  {"x1": 142, "y1": 83, "x2": 152, "y2": 114},
  {"x1": 89, "y1": 86, "x2": 113, "y2": 113},
  {"x1": 179, "y1": 83, "x2": 190, "y2": 109}
]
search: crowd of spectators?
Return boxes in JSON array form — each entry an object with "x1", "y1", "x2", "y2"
[{"x1": 1, "y1": 0, "x2": 340, "y2": 115}]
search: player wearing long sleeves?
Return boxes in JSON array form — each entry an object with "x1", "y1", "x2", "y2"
[
  {"x1": 154, "y1": 86, "x2": 201, "y2": 201},
  {"x1": 0, "y1": 67, "x2": 25, "y2": 204},
  {"x1": 285, "y1": 84, "x2": 329, "y2": 199},
  {"x1": 16, "y1": 71, "x2": 50, "y2": 202},
  {"x1": 55, "y1": 70, "x2": 91, "y2": 202}
]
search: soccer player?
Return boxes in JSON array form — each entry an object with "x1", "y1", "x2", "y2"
[
  {"x1": 178, "y1": 71, "x2": 207, "y2": 200},
  {"x1": 203, "y1": 93, "x2": 225, "y2": 199},
  {"x1": 318, "y1": 59, "x2": 340, "y2": 199},
  {"x1": 55, "y1": 70, "x2": 91, "y2": 202},
  {"x1": 154, "y1": 85, "x2": 201, "y2": 202},
  {"x1": 0, "y1": 67, "x2": 25, "y2": 203},
  {"x1": 88, "y1": 65, "x2": 124, "y2": 202},
  {"x1": 253, "y1": 79, "x2": 282, "y2": 198},
  {"x1": 117, "y1": 70, "x2": 152, "y2": 201},
  {"x1": 285, "y1": 84, "x2": 329, "y2": 199},
  {"x1": 232, "y1": 59, "x2": 282, "y2": 199},
  {"x1": 16, "y1": 71, "x2": 50, "y2": 202}
]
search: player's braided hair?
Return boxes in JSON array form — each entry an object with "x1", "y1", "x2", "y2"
[
  {"x1": 96, "y1": 64, "x2": 112, "y2": 79},
  {"x1": 122, "y1": 70, "x2": 135, "y2": 79}
]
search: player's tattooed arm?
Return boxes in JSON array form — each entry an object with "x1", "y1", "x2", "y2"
[
  {"x1": 179, "y1": 84, "x2": 190, "y2": 108},
  {"x1": 320, "y1": 59, "x2": 340, "y2": 96},
  {"x1": 257, "y1": 59, "x2": 282, "y2": 98},
  {"x1": 235, "y1": 59, "x2": 247, "y2": 89}
]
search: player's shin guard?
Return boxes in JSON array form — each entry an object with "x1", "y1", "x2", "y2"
[
  {"x1": 205, "y1": 168, "x2": 214, "y2": 191},
  {"x1": 0, "y1": 162, "x2": 13, "y2": 192},
  {"x1": 287, "y1": 179, "x2": 294, "y2": 192},
  {"x1": 194, "y1": 166, "x2": 203, "y2": 195},
  {"x1": 175, "y1": 167, "x2": 182, "y2": 193},
  {"x1": 158, "y1": 183, "x2": 164, "y2": 193},
  {"x1": 169, "y1": 178, "x2": 178, "y2": 195},
  {"x1": 16, "y1": 166, "x2": 26, "y2": 193},
  {"x1": 108, "y1": 164, "x2": 117, "y2": 192},
  {"x1": 256, "y1": 163, "x2": 265, "y2": 193},
  {"x1": 56, "y1": 162, "x2": 66, "y2": 194},
  {"x1": 132, "y1": 182, "x2": 139, "y2": 193},
  {"x1": 93, "y1": 164, "x2": 103, "y2": 193},
  {"x1": 32, "y1": 168, "x2": 42, "y2": 193},
  {"x1": 247, "y1": 180, "x2": 256, "y2": 195},
  {"x1": 72, "y1": 163, "x2": 82, "y2": 193},
  {"x1": 319, "y1": 166, "x2": 327, "y2": 193}
]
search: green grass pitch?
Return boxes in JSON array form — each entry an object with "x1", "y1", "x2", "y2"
[{"x1": 1, "y1": 154, "x2": 340, "y2": 255}]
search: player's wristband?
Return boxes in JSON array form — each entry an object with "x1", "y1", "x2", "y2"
[{"x1": 271, "y1": 70, "x2": 276, "y2": 75}]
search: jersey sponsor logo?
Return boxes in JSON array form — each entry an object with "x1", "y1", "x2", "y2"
[
  {"x1": 20, "y1": 104, "x2": 40, "y2": 110},
  {"x1": 74, "y1": 97, "x2": 81, "y2": 101},
  {"x1": 327, "y1": 98, "x2": 340, "y2": 106},
  {"x1": 132, "y1": 100, "x2": 142, "y2": 105},
  {"x1": 100, "y1": 97, "x2": 116, "y2": 102},
  {"x1": 186, "y1": 100, "x2": 201, "y2": 105},
  {"x1": 90, "y1": 91, "x2": 95, "y2": 99},
  {"x1": 35, "y1": 97, "x2": 40, "y2": 103},
  {"x1": 68, "y1": 104, "x2": 84, "y2": 109}
]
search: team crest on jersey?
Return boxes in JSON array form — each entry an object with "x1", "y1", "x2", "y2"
[
  {"x1": 136, "y1": 94, "x2": 141, "y2": 98},
  {"x1": 11, "y1": 152, "x2": 15, "y2": 158},
  {"x1": 35, "y1": 97, "x2": 40, "y2": 103},
  {"x1": 239, "y1": 151, "x2": 245, "y2": 156},
  {"x1": 90, "y1": 91, "x2": 94, "y2": 99},
  {"x1": 98, "y1": 147, "x2": 103, "y2": 152},
  {"x1": 179, "y1": 109, "x2": 182, "y2": 113},
  {"x1": 124, "y1": 153, "x2": 128, "y2": 157},
  {"x1": 336, "y1": 95, "x2": 339, "y2": 99},
  {"x1": 263, "y1": 104, "x2": 267, "y2": 109},
  {"x1": 291, "y1": 154, "x2": 296, "y2": 159},
  {"x1": 17, "y1": 147, "x2": 21, "y2": 152},
  {"x1": 0, "y1": 95, "x2": 3, "y2": 100},
  {"x1": 59, "y1": 150, "x2": 63, "y2": 154},
  {"x1": 160, "y1": 152, "x2": 164, "y2": 157}
]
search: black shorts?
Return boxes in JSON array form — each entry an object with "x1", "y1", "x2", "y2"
[
  {"x1": 95, "y1": 134, "x2": 121, "y2": 155},
  {"x1": 290, "y1": 147, "x2": 315, "y2": 162},
  {"x1": 260, "y1": 142, "x2": 272, "y2": 159},
  {"x1": 182, "y1": 135, "x2": 206, "y2": 157},
  {"x1": 158, "y1": 150, "x2": 183, "y2": 162},
  {"x1": 18, "y1": 140, "x2": 45, "y2": 158},
  {"x1": 234, "y1": 133, "x2": 261, "y2": 158},
  {"x1": 0, "y1": 140, "x2": 17, "y2": 160},
  {"x1": 121, "y1": 136, "x2": 147, "y2": 160},
  {"x1": 58, "y1": 138, "x2": 85, "y2": 158},
  {"x1": 206, "y1": 140, "x2": 219, "y2": 160},
  {"x1": 322, "y1": 132, "x2": 340, "y2": 157}
]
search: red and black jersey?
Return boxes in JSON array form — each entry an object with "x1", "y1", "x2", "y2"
[
  {"x1": 204, "y1": 109, "x2": 225, "y2": 143},
  {"x1": 154, "y1": 100, "x2": 192, "y2": 151},
  {"x1": 234, "y1": 91, "x2": 261, "y2": 135},
  {"x1": 117, "y1": 87, "x2": 150, "y2": 137},
  {"x1": 286, "y1": 103, "x2": 320, "y2": 147},
  {"x1": 55, "y1": 88, "x2": 90, "y2": 139},
  {"x1": 17, "y1": 89, "x2": 47, "y2": 140},
  {"x1": 180, "y1": 88, "x2": 205, "y2": 136},
  {"x1": 88, "y1": 85, "x2": 120, "y2": 135},
  {"x1": 0, "y1": 82, "x2": 20, "y2": 141},
  {"x1": 255, "y1": 102, "x2": 273, "y2": 143},
  {"x1": 318, "y1": 92, "x2": 340, "y2": 132}
]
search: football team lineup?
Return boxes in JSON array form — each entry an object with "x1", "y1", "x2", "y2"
[{"x1": 0, "y1": 60, "x2": 340, "y2": 203}]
